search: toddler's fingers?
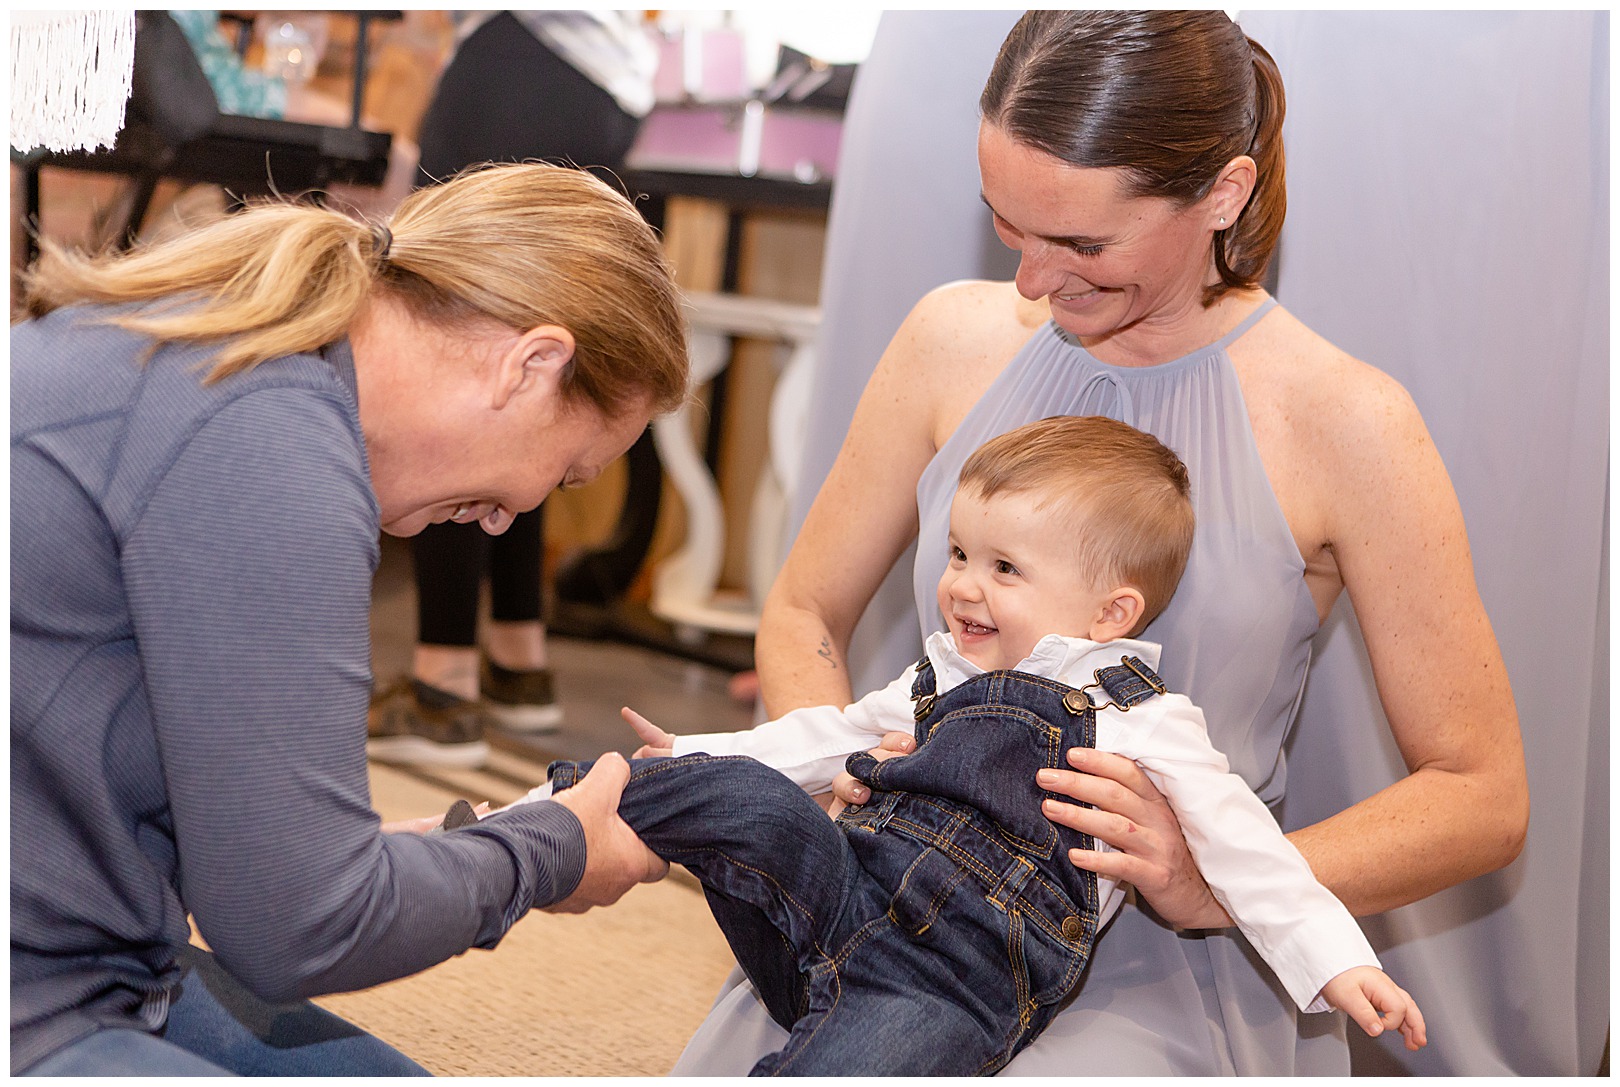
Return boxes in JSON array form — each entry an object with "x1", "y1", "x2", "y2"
[
  {"x1": 621, "y1": 706, "x2": 671, "y2": 746},
  {"x1": 1392, "y1": 994, "x2": 1428, "y2": 1050},
  {"x1": 1362, "y1": 984, "x2": 1427, "y2": 1051},
  {"x1": 1340, "y1": 990, "x2": 1385, "y2": 1040},
  {"x1": 1375, "y1": 1004, "x2": 1419, "y2": 1051}
]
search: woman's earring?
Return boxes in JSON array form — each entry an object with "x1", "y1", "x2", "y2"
[{"x1": 1218, "y1": 216, "x2": 1227, "y2": 226}]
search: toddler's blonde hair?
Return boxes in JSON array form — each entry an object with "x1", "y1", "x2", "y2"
[{"x1": 958, "y1": 415, "x2": 1195, "y2": 634}]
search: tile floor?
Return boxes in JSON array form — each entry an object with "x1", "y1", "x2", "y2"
[{"x1": 366, "y1": 534, "x2": 759, "y2": 816}]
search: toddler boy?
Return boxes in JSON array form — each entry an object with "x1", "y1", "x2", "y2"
[{"x1": 523, "y1": 416, "x2": 1425, "y2": 1073}]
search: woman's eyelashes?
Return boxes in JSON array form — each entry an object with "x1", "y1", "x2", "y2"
[{"x1": 989, "y1": 210, "x2": 1106, "y2": 257}]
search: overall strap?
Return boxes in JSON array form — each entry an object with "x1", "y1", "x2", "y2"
[
  {"x1": 1077, "y1": 655, "x2": 1168, "y2": 712},
  {"x1": 909, "y1": 655, "x2": 938, "y2": 722}
]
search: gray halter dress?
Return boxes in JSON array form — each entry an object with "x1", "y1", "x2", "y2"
[{"x1": 675, "y1": 296, "x2": 1351, "y2": 1075}]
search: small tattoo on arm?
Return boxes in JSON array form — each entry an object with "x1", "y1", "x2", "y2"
[{"x1": 817, "y1": 638, "x2": 838, "y2": 670}]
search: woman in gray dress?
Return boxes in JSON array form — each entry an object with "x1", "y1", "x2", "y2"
[{"x1": 675, "y1": 10, "x2": 1528, "y2": 1075}]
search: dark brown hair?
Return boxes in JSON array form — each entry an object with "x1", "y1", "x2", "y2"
[
  {"x1": 959, "y1": 415, "x2": 1195, "y2": 635},
  {"x1": 981, "y1": 10, "x2": 1286, "y2": 306}
]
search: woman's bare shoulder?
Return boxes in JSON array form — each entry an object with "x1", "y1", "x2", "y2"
[
  {"x1": 909, "y1": 279, "x2": 1043, "y2": 337},
  {"x1": 889, "y1": 280, "x2": 1044, "y2": 382},
  {"x1": 852, "y1": 280, "x2": 1045, "y2": 454},
  {"x1": 1243, "y1": 305, "x2": 1433, "y2": 486}
]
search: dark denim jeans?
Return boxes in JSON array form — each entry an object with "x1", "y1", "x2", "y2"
[
  {"x1": 24, "y1": 947, "x2": 430, "y2": 1076},
  {"x1": 550, "y1": 657, "x2": 1167, "y2": 1076}
]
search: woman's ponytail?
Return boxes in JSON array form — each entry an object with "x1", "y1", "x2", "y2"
[
  {"x1": 1212, "y1": 37, "x2": 1287, "y2": 303},
  {"x1": 20, "y1": 163, "x2": 688, "y2": 415},
  {"x1": 22, "y1": 203, "x2": 380, "y2": 383}
]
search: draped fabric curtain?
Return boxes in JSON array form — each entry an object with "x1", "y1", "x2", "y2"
[
  {"x1": 789, "y1": 10, "x2": 1607, "y2": 1075},
  {"x1": 1240, "y1": 11, "x2": 1608, "y2": 1075},
  {"x1": 787, "y1": 10, "x2": 1022, "y2": 699}
]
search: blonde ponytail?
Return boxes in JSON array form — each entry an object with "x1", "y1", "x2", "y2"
[
  {"x1": 22, "y1": 203, "x2": 380, "y2": 383},
  {"x1": 20, "y1": 162, "x2": 689, "y2": 414}
]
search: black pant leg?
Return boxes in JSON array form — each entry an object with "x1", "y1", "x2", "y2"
[
  {"x1": 487, "y1": 506, "x2": 543, "y2": 625},
  {"x1": 412, "y1": 520, "x2": 488, "y2": 648}
]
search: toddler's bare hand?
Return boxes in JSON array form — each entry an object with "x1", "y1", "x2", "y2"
[
  {"x1": 825, "y1": 732, "x2": 915, "y2": 818},
  {"x1": 1320, "y1": 966, "x2": 1427, "y2": 1051},
  {"x1": 621, "y1": 706, "x2": 676, "y2": 758}
]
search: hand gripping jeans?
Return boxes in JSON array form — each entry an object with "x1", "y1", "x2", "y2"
[{"x1": 549, "y1": 656, "x2": 1167, "y2": 1076}]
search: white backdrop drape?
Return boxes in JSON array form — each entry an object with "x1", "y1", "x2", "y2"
[
  {"x1": 1240, "y1": 11, "x2": 1609, "y2": 1075},
  {"x1": 786, "y1": 10, "x2": 1608, "y2": 1075}
]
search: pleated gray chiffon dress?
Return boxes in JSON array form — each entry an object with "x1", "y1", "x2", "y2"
[{"x1": 674, "y1": 295, "x2": 1353, "y2": 1075}]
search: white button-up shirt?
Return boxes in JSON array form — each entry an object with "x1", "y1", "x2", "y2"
[{"x1": 672, "y1": 631, "x2": 1378, "y2": 1013}]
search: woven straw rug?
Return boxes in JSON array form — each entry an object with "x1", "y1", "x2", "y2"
[{"x1": 310, "y1": 759, "x2": 740, "y2": 1076}]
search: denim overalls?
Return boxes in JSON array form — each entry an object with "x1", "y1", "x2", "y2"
[{"x1": 547, "y1": 655, "x2": 1168, "y2": 1076}]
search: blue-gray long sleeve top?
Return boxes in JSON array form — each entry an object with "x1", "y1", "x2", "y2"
[{"x1": 10, "y1": 305, "x2": 587, "y2": 1073}]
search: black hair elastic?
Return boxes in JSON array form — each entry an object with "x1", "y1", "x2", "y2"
[{"x1": 369, "y1": 223, "x2": 393, "y2": 262}]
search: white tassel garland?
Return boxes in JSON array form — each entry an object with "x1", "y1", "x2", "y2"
[{"x1": 10, "y1": 10, "x2": 136, "y2": 153}]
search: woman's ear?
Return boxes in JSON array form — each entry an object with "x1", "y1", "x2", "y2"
[
  {"x1": 492, "y1": 324, "x2": 576, "y2": 410},
  {"x1": 1090, "y1": 587, "x2": 1146, "y2": 642},
  {"x1": 1206, "y1": 154, "x2": 1257, "y2": 230}
]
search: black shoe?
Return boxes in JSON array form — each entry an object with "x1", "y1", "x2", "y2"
[
  {"x1": 427, "y1": 798, "x2": 483, "y2": 834},
  {"x1": 366, "y1": 678, "x2": 492, "y2": 768},
  {"x1": 481, "y1": 656, "x2": 562, "y2": 733}
]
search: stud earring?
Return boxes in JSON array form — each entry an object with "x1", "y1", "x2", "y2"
[{"x1": 1218, "y1": 216, "x2": 1227, "y2": 226}]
